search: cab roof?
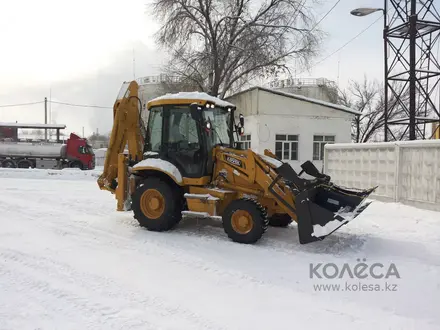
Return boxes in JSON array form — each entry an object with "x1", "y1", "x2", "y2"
[{"x1": 147, "y1": 92, "x2": 236, "y2": 109}]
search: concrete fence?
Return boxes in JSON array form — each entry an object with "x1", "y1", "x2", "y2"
[
  {"x1": 93, "y1": 148, "x2": 107, "y2": 167},
  {"x1": 324, "y1": 140, "x2": 440, "y2": 211}
]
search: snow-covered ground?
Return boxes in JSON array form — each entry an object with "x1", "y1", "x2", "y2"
[{"x1": 0, "y1": 168, "x2": 439, "y2": 329}]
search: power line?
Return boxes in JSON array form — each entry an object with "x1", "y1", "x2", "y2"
[
  {"x1": 310, "y1": 0, "x2": 342, "y2": 33},
  {"x1": 290, "y1": 0, "x2": 342, "y2": 50},
  {"x1": 49, "y1": 101, "x2": 112, "y2": 109},
  {"x1": 0, "y1": 100, "x2": 113, "y2": 109},
  {"x1": 0, "y1": 101, "x2": 44, "y2": 108},
  {"x1": 297, "y1": 14, "x2": 383, "y2": 76},
  {"x1": 286, "y1": 0, "x2": 342, "y2": 73}
]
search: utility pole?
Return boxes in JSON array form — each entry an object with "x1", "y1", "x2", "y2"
[
  {"x1": 408, "y1": 0, "x2": 417, "y2": 140},
  {"x1": 133, "y1": 47, "x2": 136, "y2": 80},
  {"x1": 383, "y1": 0, "x2": 389, "y2": 142},
  {"x1": 44, "y1": 97, "x2": 48, "y2": 141},
  {"x1": 352, "y1": 0, "x2": 440, "y2": 141}
]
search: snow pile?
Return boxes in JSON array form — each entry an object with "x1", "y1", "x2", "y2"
[
  {"x1": 312, "y1": 203, "x2": 370, "y2": 238},
  {"x1": 0, "y1": 167, "x2": 103, "y2": 181}
]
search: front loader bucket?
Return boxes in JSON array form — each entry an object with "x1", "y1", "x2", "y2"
[
  {"x1": 295, "y1": 185, "x2": 374, "y2": 244},
  {"x1": 274, "y1": 163, "x2": 377, "y2": 244}
]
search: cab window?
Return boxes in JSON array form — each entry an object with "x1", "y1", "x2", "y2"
[
  {"x1": 146, "y1": 107, "x2": 163, "y2": 152},
  {"x1": 167, "y1": 106, "x2": 200, "y2": 149}
]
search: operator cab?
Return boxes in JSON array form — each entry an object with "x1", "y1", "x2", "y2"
[{"x1": 143, "y1": 93, "x2": 245, "y2": 179}]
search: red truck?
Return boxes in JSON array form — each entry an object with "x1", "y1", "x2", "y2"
[{"x1": 0, "y1": 123, "x2": 95, "y2": 170}]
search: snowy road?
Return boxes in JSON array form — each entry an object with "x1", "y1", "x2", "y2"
[{"x1": 0, "y1": 168, "x2": 439, "y2": 329}]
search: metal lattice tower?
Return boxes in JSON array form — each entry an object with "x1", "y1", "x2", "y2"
[{"x1": 384, "y1": 0, "x2": 440, "y2": 140}]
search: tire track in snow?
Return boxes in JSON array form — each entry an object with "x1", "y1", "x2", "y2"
[{"x1": 0, "y1": 248, "x2": 227, "y2": 330}]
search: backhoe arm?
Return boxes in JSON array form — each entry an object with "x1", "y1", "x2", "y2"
[{"x1": 97, "y1": 81, "x2": 144, "y2": 195}]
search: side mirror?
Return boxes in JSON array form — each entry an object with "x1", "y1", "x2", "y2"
[{"x1": 190, "y1": 103, "x2": 202, "y2": 122}]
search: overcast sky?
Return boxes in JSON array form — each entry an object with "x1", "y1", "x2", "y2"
[{"x1": 0, "y1": 0, "x2": 388, "y2": 137}]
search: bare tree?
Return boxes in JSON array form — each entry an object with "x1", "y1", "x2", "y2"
[
  {"x1": 151, "y1": 0, "x2": 322, "y2": 98},
  {"x1": 338, "y1": 76, "x2": 415, "y2": 142},
  {"x1": 157, "y1": 76, "x2": 200, "y2": 94}
]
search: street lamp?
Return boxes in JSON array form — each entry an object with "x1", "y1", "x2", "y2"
[
  {"x1": 350, "y1": 8, "x2": 383, "y2": 16},
  {"x1": 350, "y1": 4, "x2": 389, "y2": 141}
]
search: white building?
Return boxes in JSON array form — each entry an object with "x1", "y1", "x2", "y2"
[
  {"x1": 226, "y1": 87, "x2": 360, "y2": 172},
  {"x1": 266, "y1": 77, "x2": 338, "y2": 103},
  {"x1": 137, "y1": 74, "x2": 178, "y2": 109},
  {"x1": 137, "y1": 74, "x2": 197, "y2": 110}
]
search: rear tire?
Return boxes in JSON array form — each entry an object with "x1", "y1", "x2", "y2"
[
  {"x1": 1, "y1": 159, "x2": 16, "y2": 168},
  {"x1": 222, "y1": 198, "x2": 268, "y2": 244},
  {"x1": 69, "y1": 161, "x2": 83, "y2": 169},
  {"x1": 132, "y1": 177, "x2": 183, "y2": 232},
  {"x1": 269, "y1": 214, "x2": 293, "y2": 227},
  {"x1": 17, "y1": 159, "x2": 33, "y2": 169}
]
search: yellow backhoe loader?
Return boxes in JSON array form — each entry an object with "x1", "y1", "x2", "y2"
[{"x1": 98, "y1": 81, "x2": 377, "y2": 244}]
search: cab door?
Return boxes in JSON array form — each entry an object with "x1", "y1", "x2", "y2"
[{"x1": 162, "y1": 105, "x2": 207, "y2": 178}]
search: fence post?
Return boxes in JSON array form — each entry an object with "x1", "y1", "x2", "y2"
[{"x1": 394, "y1": 143, "x2": 401, "y2": 203}]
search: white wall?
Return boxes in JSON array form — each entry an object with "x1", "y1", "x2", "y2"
[
  {"x1": 324, "y1": 140, "x2": 440, "y2": 211},
  {"x1": 231, "y1": 89, "x2": 354, "y2": 172}
]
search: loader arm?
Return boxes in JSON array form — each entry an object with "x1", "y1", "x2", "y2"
[
  {"x1": 97, "y1": 81, "x2": 144, "y2": 196},
  {"x1": 212, "y1": 147, "x2": 376, "y2": 244},
  {"x1": 212, "y1": 147, "x2": 298, "y2": 219}
]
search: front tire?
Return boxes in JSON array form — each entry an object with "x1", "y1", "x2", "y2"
[
  {"x1": 132, "y1": 177, "x2": 183, "y2": 232},
  {"x1": 222, "y1": 198, "x2": 269, "y2": 244}
]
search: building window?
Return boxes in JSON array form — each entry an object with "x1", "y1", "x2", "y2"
[
  {"x1": 313, "y1": 135, "x2": 335, "y2": 160},
  {"x1": 240, "y1": 134, "x2": 251, "y2": 149},
  {"x1": 275, "y1": 134, "x2": 298, "y2": 161}
]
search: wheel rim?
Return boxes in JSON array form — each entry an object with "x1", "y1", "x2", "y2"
[
  {"x1": 231, "y1": 210, "x2": 254, "y2": 234},
  {"x1": 140, "y1": 189, "x2": 165, "y2": 219}
]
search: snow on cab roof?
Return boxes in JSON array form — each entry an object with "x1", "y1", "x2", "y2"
[{"x1": 147, "y1": 92, "x2": 235, "y2": 108}]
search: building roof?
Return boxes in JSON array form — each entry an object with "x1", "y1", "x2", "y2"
[
  {"x1": 226, "y1": 86, "x2": 361, "y2": 116},
  {"x1": 0, "y1": 122, "x2": 66, "y2": 129}
]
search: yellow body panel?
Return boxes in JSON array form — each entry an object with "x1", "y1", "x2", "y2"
[
  {"x1": 183, "y1": 176, "x2": 211, "y2": 186},
  {"x1": 433, "y1": 122, "x2": 440, "y2": 139},
  {"x1": 186, "y1": 186, "x2": 238, "y2": 217}
]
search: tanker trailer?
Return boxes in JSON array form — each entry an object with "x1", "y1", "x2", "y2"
[{"x1": 0, "y1": 133, "x2": 95, "y2": 170}]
